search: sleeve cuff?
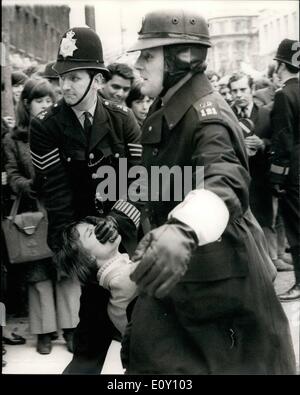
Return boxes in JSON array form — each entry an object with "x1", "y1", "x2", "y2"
[
  {"x1": 112, "y1": 200, "x2": 141, "y2": 228},
  {"x1": 168, "y1": 189, "x2": 229, "y2": 246}
]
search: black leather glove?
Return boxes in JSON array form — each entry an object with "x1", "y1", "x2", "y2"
[
  {"x1": 130, "y1": 219, "x2": 198, "y2": 298},
  {"x1": 94, "y1": 215, "x2": 119, "y2": 243},
  {"x1": 271, "y1": 184, "x2": 287, "y2": 198}
]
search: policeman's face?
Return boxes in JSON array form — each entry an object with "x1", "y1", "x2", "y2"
[
  {"x1": 30, "y1": 95, "x2": 54, "y2": 117},
  {"x1": 135, "y1": 47, "x2": 164, "y2": 97},
  {"x1": 131, "y1": 96, "x2": 154, "y2": 124},
  {"x1": 101, "y1": 75, "x2": 132, "y2": 104},
  {"x1": 59, "y1": 70, "x2": 97, "y2": 106},
  {"x1": 76, "y1": 222, "x2": 121, "y2": 261},
  {"x1": 230, "y1": 76, "x2": 253, "y2": 108}
]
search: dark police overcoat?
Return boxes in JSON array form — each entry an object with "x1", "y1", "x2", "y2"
[
  {"x1": 270, "y1": 77, "x2": 300, "y2": 250},
  {"x1": 124, "y1": 72, "x2": 296, "y2": 375}
]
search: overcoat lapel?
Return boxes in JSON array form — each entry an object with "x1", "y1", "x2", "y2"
[
  {"x1": 88, "y1": 98, "x2": 111, "y2": 152},
  {"x1": 58, "y1": 101, "x2": 87, "y2": 147}
]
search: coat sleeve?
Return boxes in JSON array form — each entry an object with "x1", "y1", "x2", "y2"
[
  {"x1": 269, "y1": 89, "x2": 294, "y2": 185},
  {"x1": 29, "y1": 117, "x2": 75, "y2": 251},
  {"x1": 169, "y1": 118, "x2": 250, "y2": 245},
  {"x1": 3, "y1": 134, "x2": 31, "y2": 195},
  {"x1": 109, "y1": 111, "x2": 144, "y2": 254}
]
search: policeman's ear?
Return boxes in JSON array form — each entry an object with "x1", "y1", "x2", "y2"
[{"x1": 93, "y1": 73, "x2": 105, "y2": 88}]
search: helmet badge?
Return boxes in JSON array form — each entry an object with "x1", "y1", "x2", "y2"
[{"x1": 59, "y1": 30, "x2": 78, "y2": 58}]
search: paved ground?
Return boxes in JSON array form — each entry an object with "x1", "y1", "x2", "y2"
[{"x1": 2, "y1": 270, "x2": 299, "y2": 375}]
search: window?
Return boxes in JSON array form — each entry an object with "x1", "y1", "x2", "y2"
[
  {"x1": 284, "y1": 15, "x2": 289, "y2": 36},
  {"x1": 235, "y1": 20, "x2": 241, "y2": 32}
]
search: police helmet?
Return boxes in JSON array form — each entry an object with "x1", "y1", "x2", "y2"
[
  {"x1": 128, "y1": 9, "x2": 211, "y2": 52},
  {"x1": 274, "y1": 39, "x2": 300, "y2": 70},
  {"x1": 53, "y1": 27, "x2": 110, "y2": 78}
]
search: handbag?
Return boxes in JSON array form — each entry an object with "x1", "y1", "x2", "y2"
[{"x1": 1, "y1": 194, "x2": 53, "y2": 263}]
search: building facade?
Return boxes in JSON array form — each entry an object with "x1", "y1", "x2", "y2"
[
  {"x1": 258, "y1": 5, "x2": 299, "y2": 70},
  {"x1": 3, "y1": 5, "x2": 70, "y2": 69},
  {"x1": 207, "y1": 14, "x2": 259, "y2": 76}
]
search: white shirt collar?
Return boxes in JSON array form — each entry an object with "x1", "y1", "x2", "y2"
[{"x1": 72, "y1": 99, "x2": 97, "y2": 125}]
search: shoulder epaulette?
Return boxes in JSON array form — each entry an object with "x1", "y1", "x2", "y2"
[
  {"x1": 193, "y1": 97, "x2": 220, "y2": 120},
  {"x1": 103, "y1": 99, "x2": 129, "y2": 114},
  {"x1": 36, "y1": 103, "x2": 59, "y2": 121}
]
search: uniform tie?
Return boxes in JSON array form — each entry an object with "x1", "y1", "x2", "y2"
[{"x1": 83, "y1": 111, "x2": 92, "y2": 142}]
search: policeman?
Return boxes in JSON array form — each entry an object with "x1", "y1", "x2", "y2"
[
  {"x1": 270, "y1": 38, "x2": 300, "y2": 301},
  {"x1": 122, "y1": 9, "x2": 296, "y2": 374},
  {"x1": 30, "y1": 27, "x2": 142, "y2": 373}
]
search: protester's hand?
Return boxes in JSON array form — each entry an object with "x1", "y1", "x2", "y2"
[
  {"x1": 244, "y1": 135, "x2": 265, "y2": 151},
  {"x1": 130, "y1": 221, "x2": 198, "y2": 299},
  {"x1": 94, "y1": 215, "x2": 119, "y2": 243},
  {"x1": 271, "y1": 184, "x2": 286, "y2": 198}
]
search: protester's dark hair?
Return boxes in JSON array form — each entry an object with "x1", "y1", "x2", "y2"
[
  {"x1": 228, "y1": 72, "x2": 254, "y2": 90},
  {"x1": 16, "y1": 77, "x2": 55, "y2": 129},
  {"x1": 125, "y1": 82, "x2": 145, "y2": 108},
  {"x1": 106, "y1": 63, "x2": 135, "y2": 82},
  {"x1": 56, "y1": 219, "x2": 98, "y2": 284}
]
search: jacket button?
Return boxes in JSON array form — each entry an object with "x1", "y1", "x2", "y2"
[
  {"x1": 148, "y1": 126, "x2": 152, "y2": 131},
  {"x1": 152, "y1": 148, "x2": 159, "y2": 156},
  {"x1": 92, "y1": 173, "x2": 98, "y2": 179},
  {"x1": 115, "y1": 153, "x2": 120, "y2": 158},
  {"x1": 89, "y1": 153, "x2": 94, "y2": 159},
  {"x1": 67, "y1": 157, "x2": 71, "y2": 162}
]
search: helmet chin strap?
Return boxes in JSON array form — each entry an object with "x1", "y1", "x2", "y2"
[{"x1": 66, "y1": 74, "x2": 95, "y2": 108}]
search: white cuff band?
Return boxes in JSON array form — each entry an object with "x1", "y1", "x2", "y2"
[{"x1": 168, "y1": 189, "x2": 229, "y2": 246}]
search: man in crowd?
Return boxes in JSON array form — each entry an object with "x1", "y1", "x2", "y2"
[
  {"x1": 100, "y1": 62, "x2": 135, "y2": 105},
  {"x1": 30, "y1": 27, "x2": 142, "y2": 373},
  {"x1": 228, "y1": 71, "x2": 292, "y2": 272},
  {"x1": 270, "y1": 39, "x2": 300, "y2": 301}
]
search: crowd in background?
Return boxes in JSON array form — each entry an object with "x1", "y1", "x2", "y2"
[{"x1": 1, "y1": 35, "x2": 299, "y2": 369}]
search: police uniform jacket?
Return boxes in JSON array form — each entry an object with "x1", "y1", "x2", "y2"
[
  {"x1": 30, "y1": 94, "x2": 142, "y2": 254},
  {"x1": 270, "y1": 77, "x2": 300, "y2": 250},
  {"x1": 30, "y1": 95, "x2": 142, "y2": 366},
  {"x1": 125, "y1": 72, "x2": 296, "y2": 374},
  {"x1": 270, "y1": 77, "x2": 299, "y2": 188}
]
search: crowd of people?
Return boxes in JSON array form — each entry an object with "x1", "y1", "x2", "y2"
[{"x1": 1, "y1": 8, "x2": 299, "y2": 375}]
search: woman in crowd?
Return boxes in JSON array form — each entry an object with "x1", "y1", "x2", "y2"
[
  {"x1": 3, "y1": 77, "x2": 81, "y2": 355},
  {"x1": 125, "y1": 82, "x2": 154, "y2": 126}
]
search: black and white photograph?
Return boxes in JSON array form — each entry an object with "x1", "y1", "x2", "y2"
[{"x1": 1, "y1": 0, "x2": 299, "y2": 377}]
